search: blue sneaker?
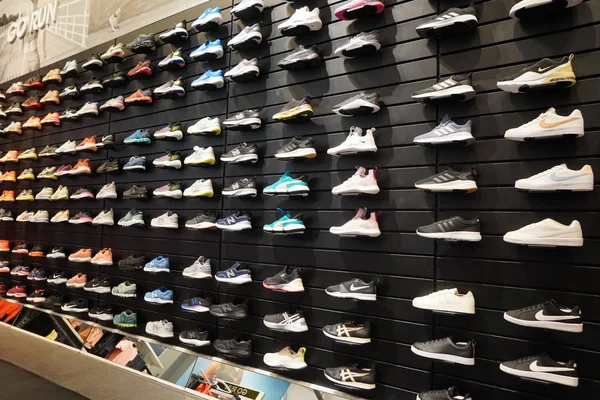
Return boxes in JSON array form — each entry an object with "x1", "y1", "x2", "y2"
[
  {"x1": 181, "y1": 296, "x2": 212, "y2": 312},
  {"x1": 263, "y1": 208, "x2": 306, "y2": 234},
  {"x1": 27, "y1": 268, "x2": 48, "y2": 281},
  {"x1": 192, "y1": 70, "x2": 224, "y2": 90},
  {"x1": 263, "y1": 171, "x2": 310, "y2": 196},
  {"x1": 215, "y1": 211, "x2": 252, "y2": 231},
  {"x1": 190, "y1": 40, "x2": 224, "y2": 61},
  {"x1": 144, "y1": 256, "x2": 170, "y2": 273},
  {"x1": 123, "y1": 156, "x2": 146, "y2": 171},
  {"x1": 144, "y1": 287, "x2": 174, "y2": 304},
  {"x1": 191, "y1": 8, "x2": 223, "y2": 32},
  {"x1": 215, "y1": 262, "x2": 252, "y2": 284},
  {"x1": 124, "y1": 129, "x2": 152, "y2": 144}
]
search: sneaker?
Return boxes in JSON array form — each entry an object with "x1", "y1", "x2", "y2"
[
  {"x1": 6, "y1": 103, "x2": 23, "y2": 116},
  {"x1": 60, "y1": 59, "x2": 78, "y2": 77},
  {"x1": 215, "y1": 262, "x2": 252, "y2": 284},
  {"x1": 213, "y1": 338, "x2": 252, "y2": 357},
  {"x1": 89, "y1": 305, "x2": 114, "y2": 321},
  {"x1": 6, "y1": 82, "x2": 24, "y2": 96},
  {"x1": 144, "y1": 256, "x2": 170, "y2": 273},
  {"x1": 0, "y1": 190, "x2": 14, "y2": 202},
  {"x1": 322, "y1": 321, "x2": 371, "y2": 344},
  {"x1": 84, "y1": 277, "x2": 111, "y2": 293},
  {"x1": 187, "y1": 117, "x2": 221, "y2": 135},
  {"x1": 185, "y1": 211, "x2": 217, "y2": 230},
  {"x1": 113, "y1": 310, "x2": 137, "y2": 327},
  {"x1": 56, "y1": 140, "x2": 77, "y2": 154},
  {"x1": 7, "y1": 285, "x2": 27, "y2": 298},
  {"x1": 183, "y1": 179, "x2": 214, "y2": 197},
  {"x1": 334, "y1": 0, "x2": 384, "y2": 20},
  {"x1": 150, "y1": 211, "x2": 179, "y2": 229},
  {"x1": 504, "y1": 218, "x2": 583, "y2": 247},
  {"x1": 61, "y1": 299, "x2": 89, "y2": 313},
  {"x1": 220, "y1": 142, "x2": 258, "y2": 163},
  {"x1": 127, "y1": 33, "x2": 156, "y2": 53},
  {"x1": 413, "y1": 288, "x2": 475, "y2": 314},
  {"x1": 158, "y1": 48, "x2": 186, "y2": 70},
  {"x1": 216, "y1": 211, "x2": 252, "y2": 231},
  {"x1": 0, "y1": 260, "x2": 9, "y2": 271},
  {"x1": 92, "y1": 209, "x2": 114, "y2": 226},
  {"x1": 223, "y1": 109, "x2": 262, "y2": 130},
  {"x1": 326, "y1": 278, "x2": 377, "y2": 301},
  {"x1": 101, "y1": 43, "x2": 126, "y2": 62},
  {"x1": 37, "y1": 167, "x2": 57, "y2": 180},
  {"x1": 228, "y1": 23, "x2": 262, "y2": 50},
  {"x1": 82, "y1": 54, "x2": 103, "y2": 70},
  {"x1": 0, "y1": 210, "x2": 13, "y2": 221},
  {"x1": 30, "y1": 210, "x2": 49, "y2": 223},
  {"x1": 191, "y1": 70, "x2": 224, "y2": 91},
  {"x1": 263, "y1": 266, "x2": 304, "y2": 292},
  {"x1": 124, "y1": 129, "x2": 152, "y2": 144},
  {"x1": 127, "y1": 60, "x2": 153, "y2": 79},
  {"x1": 69, "y1": 248, "x2": 92, "y2": 262},
  {"x1": 278, "y1": 6, "x2": 322, "y2": 36},
  {"x1": 22, "y1": 116, "x2": 42, "y2": 130},
  {"x1": 23, "y1": 76, "x2": 43, "y2": 89},
  {"x1": 264, "y1": 347, "x2": 307, "y2": 369},
  {"x1": 41, "y1": 112, "x2": 61, "y2": 126},
  {"x1": 27, "y1": 265, "x2": 47, "y2": 278},
  {"x1": 413, "y1": 73, "x2": 476, "y2": 103},
  {"x1": 411, "y1": 337, "x2": 475, "y2": 365},
  {"x1": 263, "y1": 208, "x2": 305, "y2": 234},
  {"x1": 500, "y1": 354, "x2": 578, "y2": 387},
  {"x1": 153, "y1": 151, "x2": 182, "y2": 169},
  {"x1": 59, "y1": 86, "x2": 79, "y2": 99},
  {"x1": 23, "y1": 96, "x2": 42, "y2": 109},
  {"x1": 111, "y1": 281, "x2": 137, "y2": 297},
  {"x1": 275, "y1": 137, "x2": 316, "y2": 159},
  {"x1": 39, "y1": 145, "x2": 58, "y2": 157},
  {"x1": 184, "y1": 146, "x2": 216, "y2": 165},
  {"x1": 332, "y1": 166, "x2": 379, "y2": 195},
  {"x1": 179, "y1": 329, "x2": 210, "y2": 347},
  {"x1": 333, "y1": 91, "x2": 381, "y2": 117},
  {"x1": 144, "y1": 287, "x2": 174, "y2": 304},
  {"x1": 11, "y1": 265, "x2": 30, "y2": 274},
  {"x1": 515, "y1": 164, "x2": 593, "y2": 192},
  {"x1": 497, "y1": 54, "x2": 576, "y2": 93},
  {"x1": 76, "y1": 102, "x2": 99, "y2": 116},
  {"x1": 231, "y1": 0, "x2": 264, "y2": 19},
  {"x1": 70, "y1": 159, "x2": 91, "y2": 175},
  {"x1": 1, "y1": 170, "x2": 16, "y2": 181},
  {"x1": 504, "y1": 108, "x2": 584, "y2": 141},
  {"x1": 264, "y1": 311, "x2": 308, "y2": 332},
  {"x1": 55, "y1": 165, "x2": 73, "y2": 176},
  {"x1": 154, "y1": 78, "x2": 186, "y2": 98},
  {"x1": 160, "y1": 20, "x2": 189, "y2": 42},
  {"x1": 0, "y1": 150, "x2": 18, "y2": 162},
  {"x1": 96, "y1": 158, "x2": 119, "y2": 174},
  {"x1": 47, "y1": 271, "x2": 68, "y2": 283},
  {"x1": 190, "y1": 39, "x2": 224, "y2": 61},
  {"x1": 69, "y1": 211, "x2": 92, "y2": 224},
  {"x1": 225, "y1": 58, "x2": 260, "y2": 82},
  {"x1": 16, "y1": 189, "x2": 34, "y2": 201},
  {"x1": 182, "y1": 256, "x2": 212, "y2": 279},
  {"x1": 146, "y1": 320, "x2": 174, "y2": 338},
  {"x1": 100, "y1": 96, "x2": 125, "y2": 112},
  {"x1": 66, "y1": 273, "x2": 87, "y2": 288},
  {"x1": 209, "y1": 299, "x2": 248, "y2": 319},
  {"x1": 324, "y1": 365, "x2": 376, "y2": 390},
  {"x1": 76, "y1": 136, "x2": 97, "y2": 152},
  {"x1": 123, "y1": 185, "x2": 148, "y2": 199},
  {"x1": 415, "y1": 167, "x2": 478, "y2": 192},
  {"x1": 118, "y1": 254, "x2": 146, "y2": 270},
  {"x1": 504, "y1": 299, "x2": 583, "y2": 333},
  {"x1": 97, "y1": 182, "x2": 117, "y2": 200},
  {"x1": 417, "y1": 216, "x2": 481, "y2": 242},
  {"x1": 4, "y1": 121, "x2": 22, "y2": 134},
  {"x1": 416, "y1": 4, "x2": 478, "y2": 37},
  {"x1": 125, "y1": 89, "x2": 153, "y2": 105},
  {"x1": 272, "y1": 96, "x2": 313, "y2": 121},
  {"x1": 414, "y1": 115, "x2": 474, "y2": 145},
  {"x1": 50, "y1": 210, "x2": 69, "y2": 223},
  {"x1": 154, "y1": 122, "x2": 183, "y2": 140},
  {"x1": 330, "y1": 207, "x2": 380, "y2": 237},
  {"x1": 510, "y1": 0, "x2": 583, "y2": 19},
  {"x1": 47, "y1": 247, "x2": 66, "y2": 259},
  {"x1": 91, "y1": 248, "x2": 113, "y2": 265},
  {"x1": 17, "y1": 168, "x2": 35, "y2": 180},
  {"x1": 334, "y1": 31, "x2": 381, "y2": 59},
  {"x1": 264, "y1": 171, "x2": 309, "y2": 196},
  {"x1": 123, "y1": 155, "x2": 146, "y2": 171},
  {"x1": 192, "y1": 7, "x2": 223, "y2": 31},
  {"x1": 118, "y1": 209, "x2": 145, "y2": 227},
  {"x1": 27, "y1": 289, "x2": 48, "y2": 302},
  {"x1": 42, "y1": 69, "x2": 62, "y2": 84},
  {"x1": 278, "y1": 45, "x2": 322, "y2": 70},
  {"x1": 102, "y1": 72, "x2": 126, "y2": 88},
  {"x1": 98, "y1": 134, "x2": 116, "y2": 148},
  {"x1": 223, "y1": 177, "x2": 257, "y2": 197},
  {"x1": 153, "y1": 182, "x2": 183, "y2": 199},
  {"x1": 59, "y1": 108, "x2": 80, "y2": 121}
]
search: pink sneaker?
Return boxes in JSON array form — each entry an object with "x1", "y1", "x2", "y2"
[
  {"x1": 329, "y1": 207, "x2": 381, "y2": 237},
  {"x1": 55, "y1": 164, "x2": 73, "y2": 176},
  {"x1": 334, "y1": 0, "x2": 384, "y2": 20},
  {"x1": 66, "y1": 272, "x2": 87, "y2": 288},
  {"x1": 70, "y1": 187, "x2": 94, "y2": 199}
]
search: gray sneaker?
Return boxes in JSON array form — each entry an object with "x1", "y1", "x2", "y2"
[
  {"x1": 182, "y1": 256, "x2": 212, "y2": 279},
  {"x1": 278, "y1": 45, "x2": 322, "y2": 70},
  {"x1": 334, "y1": 31, "x2": 381, "y2": 59},
  {"x1": 118, "y1": 209, "x2": 145, "y2": 227},
  {"x1": 123, "y1": 155, "x2": 146, "y2": 171},
  {"x1": 413, "y1": 115, "x2": 474, "y2": 145},
  {"x1": 332, "y1": 91, "x2": 381, "y2": 116},
  {"x1": 111, "y1": 281, "x2": 137, "y2": 297}
]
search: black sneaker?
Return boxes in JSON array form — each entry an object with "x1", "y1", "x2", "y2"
[
  {"x1": 325, "y1": 278, "x2": 377, "y2": 301},
  {"x1": 38, "y1": 145, "x2": 58, "y2": 157},
  {"x1": 324, "y1": 364, "x2": 376, "y2": 390},
  {"x1": 61, "y1": 298, "x2": 89, "y2": 313},
  {"x1": 332, "y1": 91, "x2": 381, "y2": 116},
  {"x1": 88, "y1": 305, "x2": 114, "y2": 321},
  {"x1": 272, "y1": 96, "x2": 313, "y2": 121},
  {"x1": 96, "y1": 158, "x2": 120, "y2": 174},
  {"x1": 416, "y1": 4, "x2": 478, "y2": 38},
  {"x1": 185, "y1": 210, "x2": 217, "y2": 230},
  {"x1": 278, "y1": 45, "x2": 322, "y2": 70},
  {"x1": 26, "y1": 289, "x2": 47, "y2": 303},
  {"x1": 59, "y1": 86, "x2": 79, "y2": 99},
  {"x1": 416, "y1": 216, "x2": 481, "y2": 242},
  {"x1": 98, "y1": 134, "x2": 115, "y2": 148},
  {"x1": 59, "y1": 108, "x2": 81, "y2": 121},
  {"x1": 43, "y1": 293, "x2": 64, "y2": 308},
  {"x1": 84, "y1": 277, "x2": 111, "y2": 293},
  {"x1": 118, "y1": 254, "x2": 146, "y2": 270},
  {"x1": 127, "y1": 33, "x2": 156, "y2": 53},
  {"x1": 213, "y1": 337, "x2": 252, "y2": 357},
  {"x1": 322, "y1": 321, "x2": 371, "y2": 344},
  {"x1": 263, "y1": 266, "x2": 304, "y2": 292},
  {"x1": 223, "y1": 109, "x2": 262, "y2": 131},
  {"x1": 102, "y1": 72, "x2": 127, "y2": 88},
  {"x1": 500, "y1": 354, "x2": 578, "y2": 387},
  {"x1": 411, "y1": 337, "x2": 475, "y2": 365},
  {"x1": 82, "y1": 54, "x2": 103, "y2": 70},
  {"x1": 417, "y1": 387, "x2": 472, "y2": 400},
  {"x1": 123, "y1": 185, "x2": 148, "y2": 199},
  {"x1": 47, "y1": 271, "x2": 68, "y2": 284},
  {"x1": 179, "y1": 328, "x2": 210, "y2": 347},
  {"x1": 159, "y1": 20, "x2": 189, "y2": 43},
  {"x1": 412, "y1": 73, "x2": 476, "y2": 103},
  {"x1": 275, "y1": 136, "x2": 316, "y2": 159},
  {"x1": 47, "y1": 247, "x2": 66, "y2": 260},
  {"x1": 222, "y1": 177, "x2": 257, "y2": 197},
  {"x1": 415, "y1": 167, "x2": 478, "y2": 193},
  {"x1": 209, "y1": 298, "x2": 248, "y2": 320},
  {"x1": 503, "y1": 299, "x2": 583, "y2": 333},
  {"x1": 220, "y1": 143, "x2": 259, "y2": 163},
  {"x1": 263, "y1": 311, "x2": 308, "y2": 332}
]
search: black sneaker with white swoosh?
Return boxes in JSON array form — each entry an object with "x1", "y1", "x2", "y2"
[
  {"x1": 500, "y1": 354, "x2": 578, "y2": 387},
  {"x1": 503, "y1": 299, "x2": 583, "y2": 333},
  {"x1": 324, "y1": 364, "x2": 376, "y2": 390},
  {"x1": 325, "y1": 278, "x2": 376, "y2": 301}
]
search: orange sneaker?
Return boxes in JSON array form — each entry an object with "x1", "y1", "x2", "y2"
[
  {"x1": 66, "y1": 272, "x2": 87, "y2": 287},
  {"x1": 75, "y1": 136, "x2": 97, "y2": 152},
  {"x1": 91, "y1": 248, "x2": 113, "y2": 265},
  {"x1": 23, "y1": 116, "x2": 42, "y2": 130},
  {"x1": 40, "y1": 90, "x2": 60, "y2": 105},
  {"x1": 1, "y1": 191, "x2": 15, "y2": 202},
  {"x1": 42, "y1": 69, "x2": 62, "y2": 84},
  {"x1": 71, "y1": 159, "x2": 91, "y2": 175},
  {"x1": 2, "y1": 171, "x2": 16, "y2": 182},
  {"x1": 68, "y1": 249, "x2": 92, "y2": 263},
  {"x1": 0, "y1": 151, "x2": 19, "y2": 163},
  {"x1": 41, "y1": 112, "x2": 61, "y2": 126},
  {"x1": 125, "y1": 89, "x2": 153, "y2": 105},
  {"x1": 0, "y1": 240, "x2": 9, "y2": 252}
]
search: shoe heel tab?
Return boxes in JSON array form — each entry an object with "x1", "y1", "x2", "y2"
[
  {"x1": 571, "y1": 220, "x2": 582, "y2": 229},
  {"x1": 581, "y1": 164, "x2": 593, "y2": 176},
  {"x1": 570, "y1": 109, "x2": 582, "y2": 118},
  {"x1": 568, "y1": 53, "x2": 574, "y2": 63},
  {"x1": 369, "y1": 167, "x2": 378, "y2": 179}
]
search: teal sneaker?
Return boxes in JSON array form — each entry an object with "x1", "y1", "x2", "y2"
[
  {"x1": 113, "y1": 310, "x2": 137, "y2": 328},
  {"x1": 111, "y1": 281, "x2": 137, "y2": 297},
  {"x1": 263, "y1": 208, "x2": 305, "y2": 234},
  {"x1": 263, "y1": 171, "x2": 309, "y2": 196},
  {"x1": 123, "y1": 129, "x2": 152, "y2": 144}
]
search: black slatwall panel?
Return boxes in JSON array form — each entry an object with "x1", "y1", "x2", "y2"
[{"x1": 0, "y1": 0, "x2": 598, "y2": 398}]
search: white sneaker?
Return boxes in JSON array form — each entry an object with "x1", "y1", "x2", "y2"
[
  {"x1": 332, "y1": 166, "x2": 380, "y2": 195},
  {"x1": 224, "y1": 58, "x2": 259, "y2": 81},
  {"x1": 51, "y1": 210, "x2": 69, "y2": 223},
  {"x1": 263, "y1": 347, "x2": 307, "y2": 370},
  {"x1": 55, "y1": 140, "x2": 77, "y2": 154},
  {"x1": 228, "y1": 23, "x2": 262, "y2": 49},
  {"x1": 145, "y1": 320, "x2": 174, "y2": 338},
  {"x1": 76, "y1": 102, "x2": 99, "y2": 116},
  {"x1": 51, "y1": 186, "x2": 69, "y2": 201},
  {"x1": 108, "y1": 8, "x2": 121, "y2": 31},
  {"x1": 101, "y1": 43, "x2": 125, "y2": 60},
  {"x1": 61, "y1": 60, "x2": 77, "y2": 76},
  {"x1": 35, "y1": 187, "x2": 54, "y2": 200},
  {"x1": 412, "y1": 288, "x2": 475, "y2": 314},
  {"x1": 515, "y1": 164, "x2": 593, "y2": 192},
  {"x1": 100, "y1": 96, "x2": 125, "y2": 111},
  {"x1": 327, "y1": 126, "x2": 377, "y2": 156},
  {"x1": 182, "y1": 256, "x2": 212, "y2": 279},
  {"x1": 16, "y1": 211, "x2": 34, "y2": 222},
  {"x1": 278, "y1": 7, "x2": 322, "y2": 36},
  {"x1": 329, "y1": 207, "x2": 380, "y2": 237},
  {"x1": 184, "y1": 179, "x2": 214, "y2": 197},
  {"x1": 504, "y1": 108, "x2": 584, "y2": 141},
  {"x1": 97, "y1": 182, "x2": 118, "y2": 199},
  {"x1": 187, "y1": 117, "x2": 221, "y2": 135},
  {"x1": 232, "y1": 0, "x2": 264, "y2": 17},
  {"x1": 503, "y1": 218, "x2": 583, "y2": 247},
  {"x1": 151, "y1": 211, "x2": 179, "y2": 229},
  {"x1": 30, "y1": 210, "x2": 49, "y2": 223},
  {"x1": 184, "y1": 146, "x2": 216, "y2": 165},
  {"x1": 92, "y1": 209, "x2": 114, "y2": 226}
]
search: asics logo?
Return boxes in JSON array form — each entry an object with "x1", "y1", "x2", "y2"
[
  {"x1": 539, "y1": 117, "x2": 579, "y2": 129},
  {"x1": 549, "y1": 172, "x2": 588, "y2": 182},
  {"x1": 350, "y1": 284, "x2": 370, "y2": 291},
  {"x1": 535, "y1": 310, "x2": 579, "y2": 321},
  {"x1": 529, "y1": 361, "x2": 574, "y2": 372}
]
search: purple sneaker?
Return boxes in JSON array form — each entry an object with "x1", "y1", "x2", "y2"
[
  {"x1": 154, "y1": 122, "x2": 183, "y2": 140},
  {"x1": 69, "y1": 211, "x2": 93, "y2": 224},
  {"x1": 153, "y1": 182, "x2": 183, "y2": 199},
  {"x1": 215, "y1": 211, "x2": 252, "y2": 231}
]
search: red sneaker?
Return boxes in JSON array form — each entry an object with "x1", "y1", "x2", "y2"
[
  {"x1": 7, "y1": 285, "x2": 26, "y2": 298},
  {"x1": 127, "y1": 60, "x2": 152, "y2": 79}
]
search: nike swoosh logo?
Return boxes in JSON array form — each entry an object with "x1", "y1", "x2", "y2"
[
  {"x1": 539, "y1": 117, "x2": 579, "y2": 129},
  {"x1": 537, "y1": 65, "x2": 555, "y2": 73},
  {"x1": 549, "y1": 172, "x2": 588, "y2": 182},
  {"x1": 535, "y1": 310, "x2": 579, "y2": 321},
  {"x1": 530, "y1": 361, "x2": 574, "y2": 372},
  {"x1": 350, "y1": 284, "x2": 370, "y2": 291}
]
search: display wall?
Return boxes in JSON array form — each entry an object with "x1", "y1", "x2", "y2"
[{"x1": 0, "y1": 0, "x2": 598, "y2": 399}]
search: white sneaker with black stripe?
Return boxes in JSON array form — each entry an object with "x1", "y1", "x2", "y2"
[
  {"x1": 412, "y1": 74, "x2": 476, "y2": 103},
  {"x1": 263, "y1": 311, "x2": 308, "y2": 332},
  {"x1": 416, "y1": 4, "x2": 478, "y2": 38}
]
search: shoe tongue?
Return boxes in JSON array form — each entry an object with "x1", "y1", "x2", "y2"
[
  {"x1": 439, "y1": 114, "x2": 451, "y2": 125},
  {"x1": 354, "y1": 207, "x2": 367, "y2": 219},
  {"x1": 349, "y1": 126, "x2": 362, "y2": 136},
  {"x1": 545, "y1": 107, "x2": 556, "y2": 115},
  {"x1": 355, "y1": 166, "x2": 367, "y2": 176}
]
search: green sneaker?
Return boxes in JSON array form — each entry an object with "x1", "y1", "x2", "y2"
[
  {"x1": 117, "y1": 209, "x2": 145, "y2": 227},
  {"x1": 113, "y1": 310, "x2": 137, "y2": 328},
  {"x1": 111, "y1": 281, "x2": 137, "y2": 298}
]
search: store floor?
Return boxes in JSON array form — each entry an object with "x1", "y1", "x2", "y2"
[{"x1": 0, "y1": 359, "x2": 89, "y2": 400}]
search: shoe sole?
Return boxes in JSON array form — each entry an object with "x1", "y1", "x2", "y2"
[
  {"x1": 335, "y1": 2, "x2": 384, "y2": 20},
  {"x1": 325, "y1": 290, "x2": 376, "y2": 301},
  {"x1": 416, "y1": 231, "x2": 482, "y2": 242},
  {"x1": 263, "y1": 320, "x2": 308, "y2": 332},
  {"x1": 274, "y1": 148, "x2": 316, "y2": 159},
  {"x1": 415, "y1": 180, "x2": 478, "y2": 193},
  {"x1": 322, "y1": 329, "x2": 370, "y2": 344},
  {"x1": 503, "y1": 312, "x2": 583, "y2": 333},
  {"x1": 179, "y1": 337, "x2": 210, "y2": 347},
  {"x1": 511, "y1": 0, "x2": 574, "y2": 19},
  {"x1": 499, "y1": 363, "x2": 578, "y2": 387},
  {"x1": 410, "y1": 346, "x2": 475, "y2": 365},
  {"x1": 412, "y1": 85, "x2": 476, "y2": 103},
  {"x1": 503, "y1": 235, "x2": 583, "y2": 247}
]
